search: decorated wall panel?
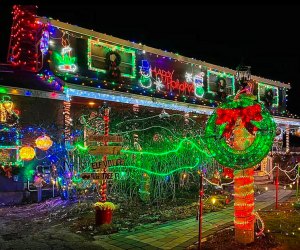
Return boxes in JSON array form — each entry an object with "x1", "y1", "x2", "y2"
[{"x1": 47, "y1": 27, "x2": 286, "y2": 111}]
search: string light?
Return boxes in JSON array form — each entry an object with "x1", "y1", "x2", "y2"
[
  {"x1": 65, "y1": 88, "x2": 214, "y2": 115},
  {"x1": 109, "y1": 158, "x2": 200, "y2": 177},
  {"x1": 211, "y1": 197, "x2": 217, "y2": 205},
  {"x1": 8, "y1": 5, "x2": 43, "y2": 71},
  {"x1": 63, "y1": 101, "x2": 71, "y2": 144},
  {"x1": 121, "y1": 138, "x2": 210, "y2": 157},
  {"x1": 286, "y1": 125, "x2": 290, "y2": 153}
]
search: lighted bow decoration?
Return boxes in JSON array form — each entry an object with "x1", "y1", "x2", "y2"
[{"x1": 216, "y1": 104, "x2": 263, "y2": 139}]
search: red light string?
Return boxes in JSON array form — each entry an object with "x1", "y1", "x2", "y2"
[{"x1": 234, "y1": 168, "x2": 255, "y2": 235}]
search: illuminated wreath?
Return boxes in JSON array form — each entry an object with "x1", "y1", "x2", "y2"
[
  {"x1": 205, "y1": 94, "x2": 276, "y2": 169},
  {"x1": 105, "y1": 51, "x2": 121, "y2": 79},
  {"x1": 105, "y1": 51, "x2": 121, "y2": 67},
  {"x1": 264, "y1": 88, "x2": 274, "y2": 108},
  {"x1": 216, "y1": 77, "x2": 227, "y2": 101}
]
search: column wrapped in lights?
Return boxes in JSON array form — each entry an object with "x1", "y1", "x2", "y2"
[
  {"x1": 100, "y1": 104, "x2": 110, "y2": 202},
  {"x1": 286, "y1": 125, "x2": 290, "y2": 153},
  {"x1": 63, "y1": 101, "x2": 71, "y2": 145},
  {"x1": 205, "y1": 94, "x2": 276, "y2": 244},
  {"x1": 234, "y1": 168, "x2": 255, "y2": 243}
]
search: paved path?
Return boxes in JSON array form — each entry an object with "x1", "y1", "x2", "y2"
[{"x1": 94, "y1": 189, "x2": 293, "y2": 249}]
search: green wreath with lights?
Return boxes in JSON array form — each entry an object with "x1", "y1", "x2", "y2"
[{"x1": 205, "y1": 94, "x2": 276, "y2": 169}]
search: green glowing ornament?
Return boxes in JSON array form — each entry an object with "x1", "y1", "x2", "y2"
[{"x1": 205, "y1": 94, "x2": 276, "y2": 169}]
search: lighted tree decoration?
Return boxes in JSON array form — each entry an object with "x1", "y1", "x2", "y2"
[{"x1": 205, "y1": 66, "x2": 276, "y2": 244}]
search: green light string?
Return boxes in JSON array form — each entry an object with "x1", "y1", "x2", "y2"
[
  {"x1": 116, "y1": 114, "x2": 160, "y2": 127},
  {"x1": 101, "y1": 157, "x2": 200, "y2": 177},
  {"x1": 75, "y1": 143, "x2": 88, "y2": 151},
  {"x1": 115, "y1": 114, "x2": 196, "y2": 127},
  {"x1": 80, "y1": 114, "x2": 104, "y2": 133},
  {"x1": 75, "y1": 137, "x2": 211, "y2": 158},
  {"x1": 121, "y1": 137, "x2": 211, "y2": 157},
  {"x1": 112, "y1": 125, "x2": 178, "y2": 137}
]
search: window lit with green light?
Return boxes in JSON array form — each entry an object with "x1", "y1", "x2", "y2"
[
  {"x1": 88, "y1": 39, "x2": 136, "y2": 79},
  {"x1": 257, "y1": 82, "x2": 279, "y2": 106},
  {"x1": 207, "y1": 70, "x2": 235, "y2": 95}
]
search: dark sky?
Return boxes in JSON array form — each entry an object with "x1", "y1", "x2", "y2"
[{"x1": 1, "y1": 4, "x2": 300, "y2": 115}]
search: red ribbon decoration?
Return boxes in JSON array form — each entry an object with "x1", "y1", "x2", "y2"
[{"x1": 216, "y1": 104, "x2": 263, "y2": 139}]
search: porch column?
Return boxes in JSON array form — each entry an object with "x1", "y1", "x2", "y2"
[{"x1": 286, "y1": 125, "x2": 290, "y2": 153}]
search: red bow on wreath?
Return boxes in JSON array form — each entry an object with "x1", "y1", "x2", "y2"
[{"x1": 216, "y1": 104, "x2": 263, "y2": 139}]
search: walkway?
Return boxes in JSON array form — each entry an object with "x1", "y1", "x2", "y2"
[{"x1": 94, "y1": 188, "x2": 293, "y2": 249}]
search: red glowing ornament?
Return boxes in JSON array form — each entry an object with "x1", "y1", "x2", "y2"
[
  {"x1": 35, "y1": 135, "x2": 53, "y2": 151},
  {"x1": 20, "y1": 146, "x2": 35, "y2": 161}
]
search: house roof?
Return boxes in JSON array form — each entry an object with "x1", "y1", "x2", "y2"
[{"x1": 38, "y1": 17, "x2": 291, "y2": 89}]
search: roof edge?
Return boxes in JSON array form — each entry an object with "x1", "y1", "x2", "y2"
[{"x1": 38, "y1": 17, "x2": 291, "y2": 89}]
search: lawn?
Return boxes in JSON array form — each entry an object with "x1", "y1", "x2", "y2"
[{"x1": 189, "y1": 194, "x2": 300, "y2": 250}]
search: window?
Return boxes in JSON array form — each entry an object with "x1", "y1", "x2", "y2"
[
  {"x1": 88, "y1": 39, "x2": 136, "y2": 78},
  {"x1": 257, "y1": 82, "x2": 279, "y2": 106},
  {"x1": 207, "y1": 70, "x2": 235, "y2": 95}
]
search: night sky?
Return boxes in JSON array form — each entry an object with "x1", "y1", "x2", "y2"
[{"x1": 1, "y1": 4, "x2": 299, "y2": 115}]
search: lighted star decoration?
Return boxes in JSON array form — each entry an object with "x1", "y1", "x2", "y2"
[
  {"x1": 185, "y1": 72, "x2": 193, "y2": 82},
  {"x1": 153, "y1": 77, "x2": 164, "y2": 91}
]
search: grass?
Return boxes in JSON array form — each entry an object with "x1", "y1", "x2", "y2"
[
  {"x1": 259, "y1": 195, "x2": 300, "y2": 249},
  {"x1": 189, "y1": 195, "x2": 300, "y2": 249}
]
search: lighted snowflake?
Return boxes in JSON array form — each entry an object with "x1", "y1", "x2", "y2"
[
  {"x1": 185, "y1": 72, "x2": 193, "y2": 82},
  {"x1": 153, "y1": 78, "x2": 164, "y2": 91}
]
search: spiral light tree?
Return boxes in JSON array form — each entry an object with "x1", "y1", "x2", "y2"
[{"x1": 205, "y1": 67, "x2": 276, "y2": 244}]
